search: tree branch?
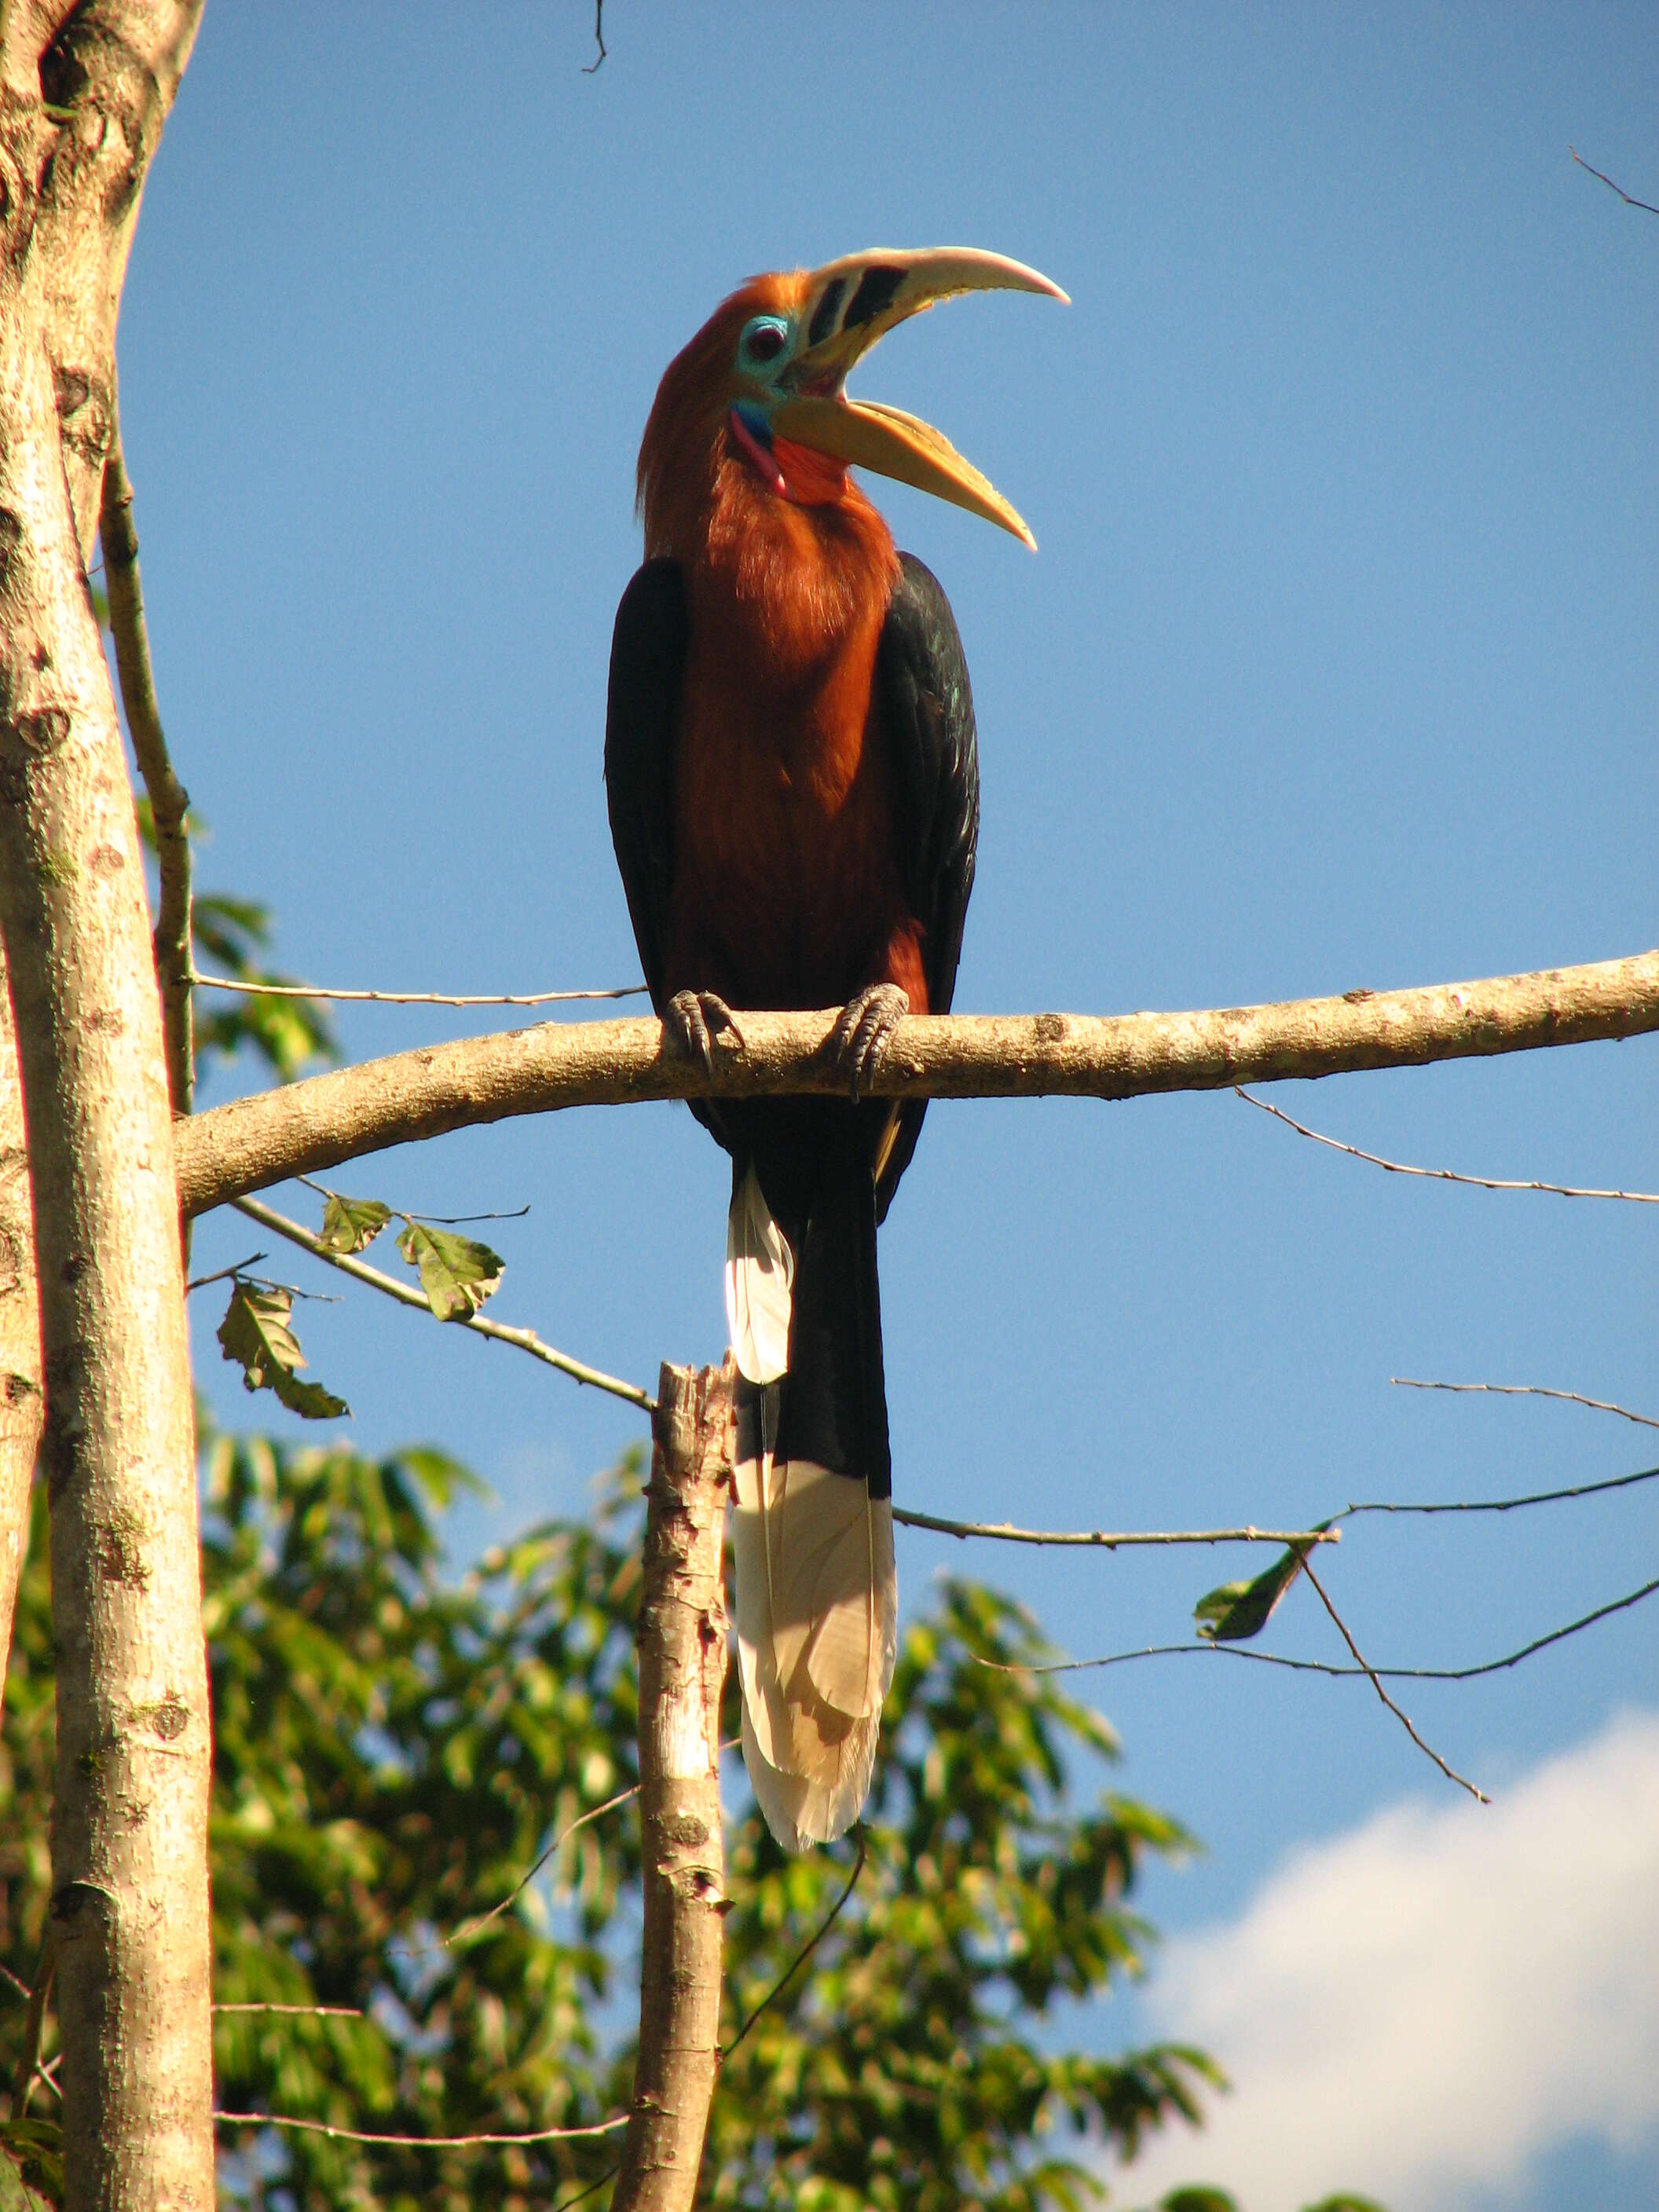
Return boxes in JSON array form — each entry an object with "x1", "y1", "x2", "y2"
[
  {"x1": 102, "y1": 427, "x2": 192, "y2": 1113},
  {"x1": 174, "y1": 949, "x2": 1659, "y2": 1218},
  {"x1": 892, "y1": 1504, "x2": 1339, "y2": 1549},
  {"x1": 613, "y1": 1361, "x2": 733, "y2": 2212},
  {"x1": 231, "y1": 1193, "x2": 655, "y2": 1410},
  {"x1": 1237, "y1": 1086, "x2": 1658, "y2": 1202},
  {"x1": 1391, "y1": 1377, "x2": 1659, "y2": 1432}
]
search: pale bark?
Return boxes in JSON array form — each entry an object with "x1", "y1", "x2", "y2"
[
  {"x1": 174, "y1": 947, "x2": 1659, "y2": 1218},
  {"x1": 0, "y1": 958, "x2": 42, "y2": 1697},
  {"x1": 0, "y1": 3, "x2": 211, "y2": 2206},
  {"x1": 613, "y1": 1361, "x2": 734, "y2": 2212}
]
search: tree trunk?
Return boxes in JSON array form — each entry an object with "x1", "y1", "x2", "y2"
[
  {"x1": 0, "y1": 5, "x2": 211, "y2": 2204},
  {"x1": 613, "y1": 1361, "x2": 734, "y2": 2212},
  {"x1": 0, "y1": 959, "x2": 42, "y2": 1700}
]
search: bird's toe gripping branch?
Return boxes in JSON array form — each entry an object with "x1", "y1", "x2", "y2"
[
  {"x1": 828, "y1": 983, "x2": 910, "y2": 1101},
  {"x1": 664, "y1": 990, "x2": 747, "y2": 1078}
]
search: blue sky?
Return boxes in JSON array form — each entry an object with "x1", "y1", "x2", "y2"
[{"x1": 128, "y1": 9, "x2": 1656, "y2": 2207}]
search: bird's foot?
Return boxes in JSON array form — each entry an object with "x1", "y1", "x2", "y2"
[
  {"x1": 828, "y1": 983, "x2": 910, "y2": 1101},
  {"x1": 664, "y1": 990, "x2": 745, "y2": 1077}
]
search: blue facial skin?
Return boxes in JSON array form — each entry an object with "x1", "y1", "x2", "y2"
[{"x1": 734, "y1": 314, "x2": 795, "y2": 442}]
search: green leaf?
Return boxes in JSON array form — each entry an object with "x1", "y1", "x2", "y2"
[
  {"x1": 396, "y1": 1222, "x2": 504, "y2": 1321},
  {"x1": 1194, "y1": 1525, "x2": 1330, "y2": 1643},
  {"x1": 1302, "y1": 2198, "x2": 1391, "y2": 2212},
  {"x1": 0, "y1": 2114, "x2": 64, "y2": 2205},
  {"x1": 216, "y1": 1283, "x2": 349, "y2": 1420},
  {"x1": 1157, "y1": 2192, "x2": 1238, "y2": 2212},
  {"x1": 317, "y1": 1192, "x2": 392, "y2": 1255}
]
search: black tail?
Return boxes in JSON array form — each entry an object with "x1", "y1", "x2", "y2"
[{"x1": 727, "y1": 1109, "x2": 898, "y2": 1851}]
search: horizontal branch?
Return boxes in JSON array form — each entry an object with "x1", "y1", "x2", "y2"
[
  {"x1": 214, "y1": 2109, "x2": 628, "y2": 2148},
  {"x1": 1392, "y1": 1377, "x2": 1659, "y2": 1432},
  {"x1": 175, "y1": 948, "x2": 1659, "y2": 1217},
  {"x1": 892, "y1": 1505, "x2": 1339, "y2": 1549},
  {"x1": 987, "y1": 1573, "x2": 1659, "y2": 1683},
  {"x1": 192, "y1": 970, "x2": 647, "y2": 1009}
]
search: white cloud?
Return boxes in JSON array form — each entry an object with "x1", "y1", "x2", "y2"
[{"x1": 1121, "y1": 1709, "x2": 1659, "y2": 2212}]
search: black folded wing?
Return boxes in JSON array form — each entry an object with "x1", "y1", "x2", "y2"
[{"x1": 873, "y1": 551, "x2": 980, "y2": 1218}]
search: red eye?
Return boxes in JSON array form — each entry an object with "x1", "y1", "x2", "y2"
[{"x1": 744, "y1": 323, "x2": 786, "y2": 364}]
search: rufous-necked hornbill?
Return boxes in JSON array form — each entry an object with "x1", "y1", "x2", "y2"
[{"x1": 606, "y1": 247, "x2": 1064, "y2": 1850}]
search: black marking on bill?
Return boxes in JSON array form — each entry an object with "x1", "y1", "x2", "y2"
[
  {"x1": 844, "y1": 264, "x2": 906, "y2": 331},
  {"x1": 808, "y1": 276, "x2": 848, "y2": 348}
]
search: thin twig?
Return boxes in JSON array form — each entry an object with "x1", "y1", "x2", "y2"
[
  {"x1": 582, "y1": 0, "x2": 606, "y2": 72},
  {"x1": 1392, "y1": 1377, "x2": 1659, "y2": 1433},
  {"x1": 296, "y1": 1173, "x2": 529, "y2": 1229},
  {"x1": 894, "y1": 1505, "x2": 1339, "y2": 1550},
  {"x1": 102, "y1": 432, "x2": 193, "y2": 1115},
  {"x1": 1570, "y1": 146, "x2": 1659, "y2": 217},
  {"x1": 185, "y1": 1253, "x2": 266, "y2": 1294},
  {"x1": 213, "y1": 2001, "x2": 364, "y2": 2018},
  {"x1": 976, "y1": 1574, "x2": 1659, "y2": 1679},
  {"x1": 0, "y1": 1963, "x2": 29, "y2": 2003},
  {"x1": 192, "y1": 971, "x2": 647, "y2": 1009},
  {"x1": 231, "y1": 1195, "x2": 654, "y2": 1412},
  {"x1": 1342, "y1": 1461, "x2": 1659, "y2": 1518},
  {"x1": 7, "y1": 1929, "x2": 54, "y2": 2120},
  {"x1": 1299, "y1": 1556, "x2": 1487, "y2": 1801},
  {"x1": 214, "y1": 2108, "x2": 628, "y2": 2147},
  {"x1": 557, "y1": 2163, "x2": 622, "y2": 2212},
  {"x1": 722, "y1": 1834, "x2": 866, "y2": 2064},
  {"x1": 448, "y1": 1782, "x2": 643, "y2": 1946},
  {"x1": 1237, "y1": 1086, "x2": 1659, "y2": 1203}
]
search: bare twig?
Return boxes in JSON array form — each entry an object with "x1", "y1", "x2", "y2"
[
  {"x1": 7, "y1": 1930, "x2": 54, "y2": 2119},
  {"x1": 1570, "y1": 146, "x2": 1659, "y2": 217},
  {"x1": 212, "y1": 2002, "x2": 364, "y2": 2018},
  {"x1": 722, "y1": 1834, "x2": 866, "y2": 2064},
  {"x1": 214, "y1": 2109, "x2": 628, "y2": 2147},
  {"x1": 230, "y1": 1194, "x2": 654, "y2": 1412},
  {"x1": 1342, "y1": 1461, "x2": 1659, "y2": 1518},
  {"x1": 894, "y1": 1505, "x2": 1339, "y2": 1550},
  {"x1": 185, "y1": 1253, "x2": 266, "y2": 1294},
  {"x1": 296, "y1": 1174, "x2": 529, "y2": 1229},
  {"x1": 175, "y1": 949, "x2": 1659, "y2": 1219},
  {"x1": 1391, "y1": 1377, "x2": 1659, "y2": 1433},
  {"x1": 102, "y1": 433, "x2": 193, "y2": 1116},
  {"x1": 448, "y1": 1781, "x2": 643, "y2": 1946},
  {"x1": 1298, "y1": 1557, "x2": 1487, "y2": 1801},
  {"x1": 192, "y1": 971, "x2": 647, "y2": 1009},
  {"x1": 978, "y1": 1573, "x2": 1659, "y2": 1680},
  {"x1": 583, "y1": 0, "x2": 606, "y2": 72},
  {"x1": 1237, "y1": 1086, "x2": 1659, "y2": 1202},
  {"x1": 613, "y1": 1362, "x2": 734, "y2": 2212}
]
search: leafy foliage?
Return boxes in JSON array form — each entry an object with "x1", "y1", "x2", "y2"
[
  {"x1": 1193, "y1": 1529, "x2": 1328, "y2": 1645},
  {"x1": 0, "y1": 1429, "x2": 1277, "y2": 2211},
  {"x1": 217, "y1": 1282, "x2": 350, "y2": 1420},
  {"x1": 394, "y1": 1222, "x2": 505, "y2": 1321},
  {"x1": 317, "y1": 1192, "x2": 394, "y2": 1255}
]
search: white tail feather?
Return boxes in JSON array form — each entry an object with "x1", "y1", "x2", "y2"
[
  {"x1": 732, "y1": 1446, "x2": 897, "y2": 1851},
  {"x1": 725, "y1": 1163, "x2": 793, "y2": 1385}
]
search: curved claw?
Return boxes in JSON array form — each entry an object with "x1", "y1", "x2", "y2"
[
  {"x1": 829, "y1": 983, "x2": 910, "y2": 1101},
  {"x1": 664, "y1": 990, "x2": 745, "y2": 1078}
]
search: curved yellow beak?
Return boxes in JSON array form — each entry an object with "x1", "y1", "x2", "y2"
[{"x1": 770, "y1": 247, "x2": 1068, "y2": 549}]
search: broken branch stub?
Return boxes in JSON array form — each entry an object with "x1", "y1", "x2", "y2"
[{"x1": 613, "y1": 1360, "x2": 734, "y2": 2212}]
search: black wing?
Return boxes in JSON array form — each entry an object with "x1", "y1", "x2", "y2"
[
  {"x1": 603, "y1": 559, "x2": 689, "y2": 1013},
  {"x1": 873, "y1": 551, "x2": 980, "y2": 1219}
]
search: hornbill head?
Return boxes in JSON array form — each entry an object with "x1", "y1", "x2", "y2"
[{"x1": 639, "y1": 247, "x2": 1068, "y2": 551}]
